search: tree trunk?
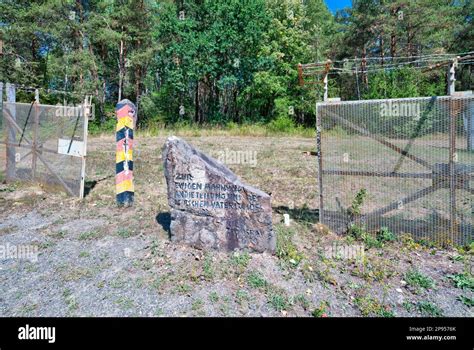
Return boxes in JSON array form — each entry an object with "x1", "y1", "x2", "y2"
[
  {"x1": 118, "y1": 38, "x2": 124, "y2": 102},
  {"x1": 380, "y1": 32, "x2": 385, "y2": 66},
  {"x1": 195, "y1": 82, "x2": 199, "y2": 123},
  {"x1": 135, "y1": 66, "x2": 141, "y2": 126},
  {"x1": 361, "y1": 47, "x2": 368, "y2": 86}
]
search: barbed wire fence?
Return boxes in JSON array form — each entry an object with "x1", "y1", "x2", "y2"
[
  {"x1": 299, "y1": 51, "x2": 474, "y2": 246},
  {"x1": 0, "y1": 82, "x2": 93, "y2": 198}
]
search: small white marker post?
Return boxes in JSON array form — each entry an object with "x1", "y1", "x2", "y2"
[{"x1": 283, "y1": 214, "x2": 291, "y2": 227}]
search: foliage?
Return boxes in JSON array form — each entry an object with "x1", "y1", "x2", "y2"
[
  {"x1": 312, "y1": 301, "x2": 330, "y2": 317},
  {"x1": 376, "y1": 227, "x2": 397, "y2": 243},
  {"x1": 416, "y1": 301, "x2": 444, "y2": 317},
  {"x1": 275, "y1": 226, "x2": 304, "y2": 267},
  {"x1": 247, "y1": 271, "x2": 268, "y2": 289},
  {"x1": 405, "y1": 269, "x2": 435, "y2": 290},
  {"x1": 457, "y1": 295, "x2": 474, "y2": 308},
  {"x1": 354, "y1": 296, "x2": 394, "y2": 317},
  {"x1": 348, "y1": 188, "x2": 367, "y2": 217},
  {"x1": 447, "y1": 273, "x2": 474, "y2": 291},
  {"x1": 0, "y1": 0, "x2": 469, "y2": 132},
  {"x1": 268, "y1": 292, "x2": 289, "y2": 312}
]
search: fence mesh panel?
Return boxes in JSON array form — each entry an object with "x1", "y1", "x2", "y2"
[
  {"x1": 1, "y1": 102, "x2": 86, "y2": 197},
  {"x1": 317, "y1": 95, "x2": 474, "y2": 246}
]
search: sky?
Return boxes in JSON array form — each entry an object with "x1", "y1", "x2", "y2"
[{"x1": 324, "y1": 0, "x2": 352, "y2": 14}]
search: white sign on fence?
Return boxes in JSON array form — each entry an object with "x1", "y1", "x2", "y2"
[{"x1": 57, "y1": 138, "x2": 85, "y2": 157}]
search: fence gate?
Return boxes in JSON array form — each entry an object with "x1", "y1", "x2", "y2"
[
  {"x1": 0, "y1": 88, "x2": 90, "y2": 198},
  {"x1": 316, "y1": 95, "x2": 474, "y2": 245}
]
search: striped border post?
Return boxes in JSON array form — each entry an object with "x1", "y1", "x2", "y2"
[{"x1": 116, "y1": 99, "x2": 136, "y2": 206}]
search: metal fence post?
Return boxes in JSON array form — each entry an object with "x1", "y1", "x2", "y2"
[
  {"x1": 316, "y1": 102, "x2": 324, "y2": 224},
  {"x1": 5, "y1": 83, "x2": 16, "y2": 180},
  {"x1": 448, "y1": 97, "x2": 458, "y2": 244},
  {"x1": 32, "y1": 100, "x2": 39, "y2": 179}
]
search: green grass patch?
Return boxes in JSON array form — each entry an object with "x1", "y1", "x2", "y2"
[
  {"x1": 78, "y1": 230, "x2": 100, "y2": 241},
  {"x1": 104, "y1": 121, "x2": 316, "y2": 139},
  {"x1": 247, "y1": 271, "x2": 268, "y2": 289},
  {"x1": 268, "y1": 292, "x2": 289, "y2": 312},
  {"x1": 312, "y1": 301, "x2": 330, "y2": 317},
  {"x1": 447, "y1": 273, "x2": 474, "y2": 290},
  {"x1": 348, "y1": 225, "x2": 397, "y2": 249},
  {"x1": 208, "y1": 292, "x2": 219, "y2": 303},
  {"x1": 202, "y1": 256, "x2": 215, "y2": 280},
  {"x1": 230, "y1": 252, "x2": 251, "y2": 270},
  {"x1": 416, "y1": 301, "x2": 444, "y2": 317},
  {"x1": 354, "y1": 296, "x2": 394, "y2": 317},
  {"x1": 117, "y1": 228, "x2": 136, "y2": 238},
  {"x1": 275, "y1": 226, "x2": 304, "y2": 267},
  {"x1": 457, "y1": 295, "x2": 474, "y2": 307},
  {"x1": 405, "y1": 269, "x2": 435, "y2": 290}
]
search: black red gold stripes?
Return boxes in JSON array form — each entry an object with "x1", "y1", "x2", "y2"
[{"x1": 116, "y1": 99, "x2": 136, "y2": 206}]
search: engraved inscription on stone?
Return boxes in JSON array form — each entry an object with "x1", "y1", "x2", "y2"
[{"x1": 162, "y1": 136, "x2": 275, "y2": 253}]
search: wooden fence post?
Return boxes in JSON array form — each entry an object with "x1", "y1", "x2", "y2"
[{"x1": 115, "y1": 99, "x2": 136, "y2": 206}]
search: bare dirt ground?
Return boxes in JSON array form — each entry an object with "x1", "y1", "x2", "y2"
[{"x1": 0, "y1": 134, "x2": 472, "y2": 317}]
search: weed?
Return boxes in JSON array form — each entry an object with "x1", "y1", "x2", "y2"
[
  {"x1": 348, "y1": 225, "x2": 381, "y2": 249},
  {"x1": 203, "y1": 256, "x2": 215, "y2": 280},
  {"x1": 110, "y1": 277, "x2": 127, "y2": 289},
  {"x1": 447, "y1": 273, "x2": 474, "y2": 290},
  {"x1": 315, "y1": 267, "x2": 337, "y2": 286},
  {"x1": 191, "y1": 299, "x2": 204, "y2": 311},
  {"x1": 457, "y1": 295, "x2": 474, "y2": 307},
  {"x1": 354, "y1": 296, "x2": 394, "y2": 317},
  {"x1": 208, "y1": 292, "x2": 219, "y2": 303},
  {"x1": 348, "y1": 188, "x2": 367, "y2": 218},
  {"x1": 312, "y1": 301, "x2": 330, "y2": 317},
  {"x1": 63, "y1": 289, "x2": 72, "y2": 298},
  {"x1": 62, "y1": 267, "x2": 93, "y2": 282},
  {"x1": 151, "y1": 277, "x2": 163, "y2": 290},
  {"x1": 403, "y1": 301, "x2": 415, "y2": 313},
  {"x1": 301, "y1": 262, "x2": 316, "y2": 283},
  {"x1": 155, "y1": 308, "x2": 164, "y2": 317},
  {"x1": 78, "y1": 230, "x2": 100, "y2": 241},
  {"x1": 230, "y1": 252, "x2": 251, "y2": 270},
  {"x1": 275, "y1": 226, "x2": 304, "y2": 267},
  {"x1": 79, "y1": 251, "x2": 90, "y2": 258},
  {"x1": 117, "y1": 228, "x2": 135, "y2": 238},
  {"x1": 176, "y1": 283, "x2": 192, "y2": 294},
  {"x1": 235, "y1": 289, "x2": 250, "y2": 305},
  {"x1": 65, "y1": 295, "x2": 79, "y2": 312},
  {"x1": 376, "y1": 227, "x2": 396, "y2": 243},
  {"x1": 268, "y1": 292, "x2": 289, "y2": 312},
  {"x1": 352, "y1": 256, "x2": 395, "y2": 282},
  {"x1": 292, "y1": 294, "x2": 310, "y2": 311},
  {"x1": 405, "y1": 269, "x2": 435, "y2": 290},
  {"x1": 449, "y1": 255, "x2": 465, "y2": 262},
  {"x1": 247, "y1": 271, "x2": 267, "y2": 289},
  {"x1": 417, "y1": 301, "x2": 443, "y2": 317},
  {"x1": 18, "y1": 303, "x2": 38, "y2": 316},
  {"x1": 400, "y1": 234, "x2": 421, "y2": 251},
  {"x1": 115, "y1": 297, "x2": 134, "y2": 310},
  {"x1": 52, "y1": 230, "x2": 68, "y2": 239}
]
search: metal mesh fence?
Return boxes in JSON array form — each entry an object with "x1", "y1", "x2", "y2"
[
  {"x1": 0, "y1": 102, "x2": 87, "y2": 197},
  {"x1": 317, "y1": 95, "x2": 474, "y2": 246}
]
